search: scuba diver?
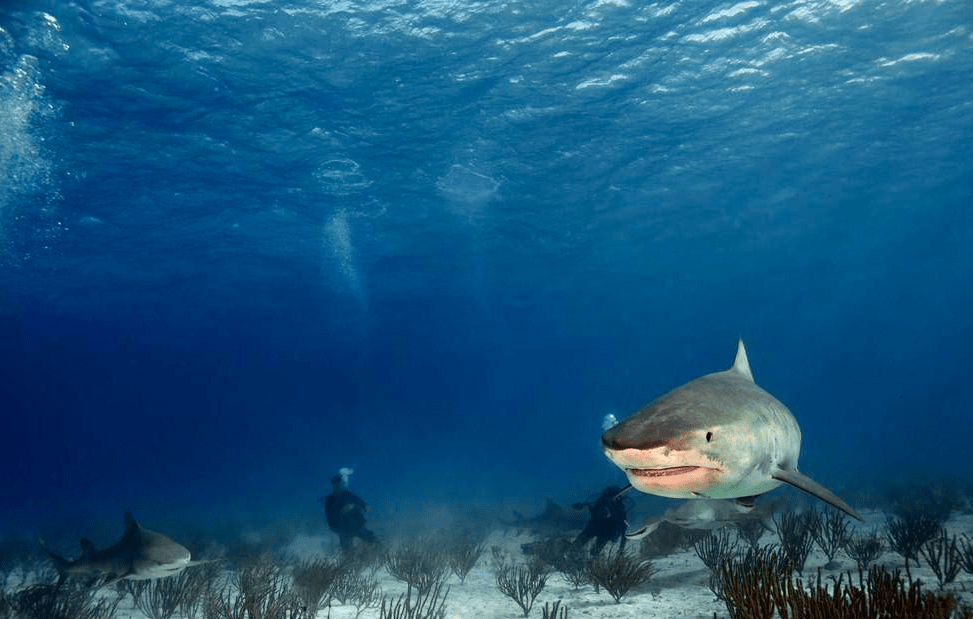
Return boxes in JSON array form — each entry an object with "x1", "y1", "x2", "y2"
[
  {"x1": 572, "y1": 485, "x2": 630, "y2": 556},
  {"x1": 320, "y1": 473, "x2": 377, "y2": 553}
]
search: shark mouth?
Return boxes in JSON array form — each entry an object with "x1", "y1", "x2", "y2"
[{"x1": 629, "y1": 466, "x2": 706, "y2": 478}]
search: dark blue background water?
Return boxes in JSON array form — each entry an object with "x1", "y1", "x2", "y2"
[{"x1": 2, "y1": 0, "x2": 972, "y2": 538}]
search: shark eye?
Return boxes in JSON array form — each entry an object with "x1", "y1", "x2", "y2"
[{"x1": 705, "y1": 431, "x2": 713, "y2": 442}]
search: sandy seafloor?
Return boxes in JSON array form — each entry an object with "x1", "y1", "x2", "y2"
[{"x1": 56, "y1": 508, "x2": 969, "y2": 619}]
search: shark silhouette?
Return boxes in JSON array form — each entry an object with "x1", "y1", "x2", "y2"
[
  {"x1": 42, "y1": 511, "x2": 192, "y2": 585},
  {"x1": 602, "y1": 340, "x2": 862, "y2": 521},
  {"x1": 625, "y1": 498, "x2": 777, "y2": 539},
  {"x1": 501, "y1": 498, "x2": 588, "y2": 533}
]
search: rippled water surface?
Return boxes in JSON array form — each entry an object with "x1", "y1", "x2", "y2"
[{"x1": 1, "y1": 0, "x2": 971, "y2": 528}]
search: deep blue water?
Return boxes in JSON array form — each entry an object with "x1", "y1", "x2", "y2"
[{"x1": 2, "y1": 0, "x2": 972, "y2": 539}]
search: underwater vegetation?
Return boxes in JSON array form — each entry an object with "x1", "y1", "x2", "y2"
[
  {"x1": 123, "y1": 560, "x2": 222, "y2": 619},
  {"x1": 691, "y1": 495, "x2": 973, "y2": 619},
  {"x1": 887, "y1": 511, "x2": 945, "y2": 582},
  {"x1": 734, "y1": 518, "x2": 767, "y2": 550},
  {"x1": 2, "y1": 527, "x2": 466, "y2": 619},
  {"x1": 845, "y1": 531, "x2": 885, "y2": 570},
  {"x1": 443, "y1": 534, "x2": 486, "y2": 584},
  {"x1": 521, "y1": 537, "x2": 590, "y2": 590},
  {"x1": 887, "y1": 485, "x2": 963, "y2": 526},
  {"x1": 0, "y1": 582, "x2": 121, "y2": 619},
  {"x1": 328, "y1": 570, "x2": 381, "y2": 616},
  {"x1": 3, "y1": 484, "x2": 972, "y2": 619},
  {"x1": 171, "y1": 550, "x2": 382, "y2": 619},
  {"x1": 378, "y1": 578, "x2": 448, "y2": 619},
  {"x1": 495, "y1": 560, "x2": 548, "y2": 617},
  {"x1": 385, "y1": 541, "x2": 448, "y2": 596},
  {"x1": 519, "y1": 536, "x2": 658, "y2": 605},
  {"x1": 919, "y1": 529, "x2": 964, "y2": 590},
  {"x1": 811, "y1": 509, "x2": 852, "y2": 569},
  {"x1": 0, "y1": 540, "x2": 51, "y2": 590},
  {"x1": 292, "y1": 558, "x2": 344, "y2": 614},
  {"x1": 774, "y1": 511, "x2": 816, "y2": 574},
  {"x1": 715, "y1": 546, "x2": 972, "y2": 619},
  {"x1": 960, "y1": 536, "x2": 973, "y2": 576},
  {"x1": 711, "y1": 545, "x2": 791, "y2": 618},
  {"x1": 204, "y1": 560, "x2": 307, "y2": 619},
  {"x1": 695, "y1": 529, "x2": 739, "y2": 572},
  {"x1": 587, "y1": 547, "x2": 655, "y2": 604},
  {"x1": 541, "y1": 600, "x2": 568, "y2": 619},
  {"x1": 519, "y1": 535, "x2": 657, "y2": 604}
]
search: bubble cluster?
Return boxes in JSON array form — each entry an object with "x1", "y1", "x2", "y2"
[
  {"x1": 314, "y1": 158, "x2": 372, "y2": 196},
  {"x1": 0, "y1": 14, "x2": 60, "y2": 235},
  {"x1": 436, "y1": 164, "x2": 499, "y2": 203}
]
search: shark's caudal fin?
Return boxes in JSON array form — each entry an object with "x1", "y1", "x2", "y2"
[{"x1": 772, "y1": 468, "x2": 863, "y2": 521}]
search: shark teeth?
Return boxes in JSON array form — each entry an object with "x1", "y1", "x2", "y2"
[{"x1": 629, "y1": 466, "x2": 702, "y2": 478}]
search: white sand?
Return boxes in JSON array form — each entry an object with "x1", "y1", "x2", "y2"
[
  {"x1": 295, "y1": 508, "x2": 973, "y2": 619},
  {"x1": 28, "y1": 508, "x2": 973, "y2": 619}
]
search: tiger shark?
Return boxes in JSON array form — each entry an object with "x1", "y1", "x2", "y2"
[
  {"x1": 602, "y1": 340, "x2": 862, "y2": 521},
  {"x1": 500, "y1": 498, "x2": 589, "y2": 533},
  {"x1": 42, "y1": 511, "x2": 193, "y2": 585},
  {"x1": 625, "y1": 498, "x2": 776, "y2": 539}
]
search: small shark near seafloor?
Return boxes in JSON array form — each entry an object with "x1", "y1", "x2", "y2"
[
  {"x1": 500, "y1": 498, "x2": 589, "y2": 533},
  {"x1": 625, "y1": 497, "x2": 776, "y2": 539},
  {"x1": 42, "y1": 511, "x2": 193, "y2": 585},
  {"x1": 602, "y1": 340, "x2": 862, "y2": 521}
]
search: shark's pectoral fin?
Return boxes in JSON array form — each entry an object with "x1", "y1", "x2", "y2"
[
  {"x1": 624, "y1": 518, "x2": 662, "y2": 541},
  {"x1": 613, "y1": 484, "x2": 634, "y2": 500},
  {"x1": 772, "y1": 468, "x2": 863, "y2": 521}
]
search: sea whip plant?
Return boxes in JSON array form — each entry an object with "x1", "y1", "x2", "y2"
[{"x1": 495, "y1": 562, "x2": 547, "y2": 617}]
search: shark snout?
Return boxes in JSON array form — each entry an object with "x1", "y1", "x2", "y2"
[
  {"x1": 601, "y1": 421, "x2": 670, "y2": 452},
  {"x1": 604, "y1": 446, "x2": 692, "y2": 470}
]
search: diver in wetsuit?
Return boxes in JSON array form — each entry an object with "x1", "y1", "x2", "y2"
[
  {"x1": 572, "y1": 485, "x2": 629, "y2": 556},
  {"x1": 321, "y1": 475, "x2": 377, "y2": 553}
]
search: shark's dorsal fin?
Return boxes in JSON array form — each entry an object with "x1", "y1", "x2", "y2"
[
  {"x1": 123, "y1": 510, "x2": 141, "y2": 536},
  {"x1": 731, "y1": 339, "x2": 754, "y2": 382},
  {"x1": 80, "y1": 538, "x2": 97, "y2": 555}
]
